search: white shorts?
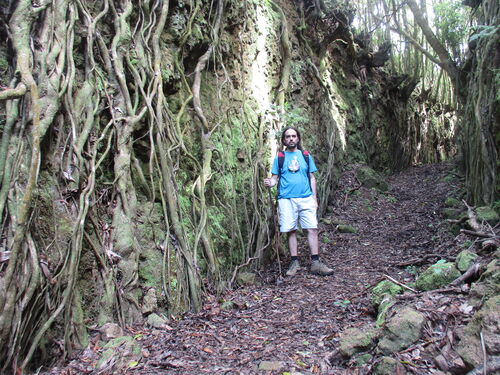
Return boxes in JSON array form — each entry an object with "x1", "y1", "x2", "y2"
[{"x1": 278, "y1": 196, "x2": 318, "y2": 233}]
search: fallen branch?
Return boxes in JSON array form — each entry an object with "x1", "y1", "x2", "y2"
[
  {"x1": 384, "y1": 274, "x2": 418, "y2": 293},
  {"x1": 449, "y1": 263, "x2": 481, "y2": 286},
  {"x1": 229, "y1": 255, "x2": 260, "y2": 287},
  {"x1": 460, "y1": 229, "x2": 495, "y2": 239},
  {"x1": 463, "y1": 200, "x2": 482, "y2": 232}
]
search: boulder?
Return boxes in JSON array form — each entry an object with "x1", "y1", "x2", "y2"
[
  {"x1": 356, "y1": 165, "x2": 389, "y2": 192},
  {"x1": 476, "y1": 206, "x2": 499, "y2": 225},
  {"x1": 236, "y1": 272, "x2": 259, "y2": 286},
  {"x1": 468, "y1": 259, "x2": 500, "y2": 305},
  {"x1": 455, "y1": 250, "x2": 478, "y2": 273},
  {"x1": 339, "y1": 326, "x2": 380, "y2": 357},
  {"x1": 99, "y1": 323, "x2": 124, "y2": 341},
  {"x1": 146, "y1": 313, "x2": 168, "y2": 328},
  {"x1": 141, "y1": 288, "x2": 158, "y2": 315},
  {"x1": 456, "y1": 295, "x2": 500, "y2": 367},
  {"x1": 377, "y1": 307, "x2": 425, "y2": 354},
  {"x1": 372, "y1": 357, "x2": 404, "y2": 375},
  {"x1": 415, "y1": 261, "x2": 461, "y2": 291},
  {"x1": 96, "y1": 336, "x2": 142, "y2": 371},
  {"x1": 354, "y1": 353, "x2": 372, "y2": 366}
]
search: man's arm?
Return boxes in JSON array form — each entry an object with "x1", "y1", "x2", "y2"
[
  {"x1": 264, "y1": 174, "x2": 279, "y2": 188},
  {"x1": 310, "y1": 172, "x2": 318, "y2": 207}
]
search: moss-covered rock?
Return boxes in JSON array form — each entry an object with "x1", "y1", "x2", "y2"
[
  {"x1": 455, "y1": 250, "x2": 478, "y2": 272},
  {"x1": 146, "y1": 313, "x2": 168, "y2": 328},
  {"x1": 356, "y1": 165, "x2": 389, "y2": 191},
  {"x1": 456, "y1": 295, "x2": 500, "y2": 367},
  {"x1": 371, "y1": 280, "x2": 404, "y2": 307},
  {"x1": 376, "y1": 307, "x2": 425, "y2": 354},
  {"x1": 372, "y1": 357, "x2": 400, "y2": 375},
  {"x1": 96, "y1": 336, "x2": 142, "y2": 370},
  {"x1": 442, "y1": 207, "x2": 464, "y2": 220},
  {"x1": 339, "y1": 326, "x2": 381, "y2": 357},
  {"x1": 476, "y1": 206, "x2": 500, "y2": 225},
  {"x1": 354, "y1": 353, "x2": 372, "y2": 366},
  {"x1": 236, "y1": 272, "x2": 259, "y2": 286},
  {"x1": 337, "y1": 224, "x2": 358, "y2": 233},
  {"x1": 415, "y1": 261, "x2": 461, "y2": 291},
  {"x1": 445, "y1": 197, "x2": 461, "y2": 207},
  {"x1": 375, "y1": 295, "x2": 397, "y2": 327},
  {"x1": 468, "y1": 259, "x2": 500, "y2": 305}
]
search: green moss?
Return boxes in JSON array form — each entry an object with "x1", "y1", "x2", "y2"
[
  {"x1": 415, "y1": 261, "x2": 461, "y2": 291},
  {"x1": 445, "y1": 197, "x2": 461, "y2": 207},
  {"x1": 371, "y1": 280, "x2": 404, "y2": 307}
]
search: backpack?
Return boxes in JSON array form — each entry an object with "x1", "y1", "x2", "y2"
[{"x1": 277, "y1": 150, "x2": 311, "y2": 197}]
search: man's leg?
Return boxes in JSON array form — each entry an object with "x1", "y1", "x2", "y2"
[
  {"x1": 288, "y1": 230, "x2": 298, "y2": 256},
  {"x1": 286, "y1": 230, "x2": 300, "y2": 276},
  {"x1": 307, "y1": 228, "x2": 319, "y2": 256}
]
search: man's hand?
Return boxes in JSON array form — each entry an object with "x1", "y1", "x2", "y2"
[
  {"x1": 312, "y1": 197, "x2": 318, "y2": 209},
  {"x1": 264, "y1": 176, "x2": 277, "y2": 188}
]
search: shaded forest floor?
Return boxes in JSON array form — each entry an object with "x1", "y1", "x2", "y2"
[{"x1": 43, "y1": 162, "x2": 475, "y2": 375}]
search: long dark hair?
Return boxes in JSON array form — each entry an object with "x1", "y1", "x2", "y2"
[{"x1": 280, "y1": 126, "x2": 302, "y2": 150}]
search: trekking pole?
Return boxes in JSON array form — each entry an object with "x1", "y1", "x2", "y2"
[{"x1": 267, "y1": 188, "x2": 283, "y2": 280}]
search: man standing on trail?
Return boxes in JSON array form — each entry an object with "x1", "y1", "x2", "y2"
[{"x1": 264, "y1": 127, "x2": 334, "y2": 277}]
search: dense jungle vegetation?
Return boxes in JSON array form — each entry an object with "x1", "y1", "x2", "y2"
[{"x1": 0, "y1": 0, "x2": 498, "y2": 371}]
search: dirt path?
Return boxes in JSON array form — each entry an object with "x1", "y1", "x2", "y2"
[{"x1": 44, "y1": 163, "x2": 464, "y2": 374}]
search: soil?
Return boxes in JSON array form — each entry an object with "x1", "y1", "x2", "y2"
[{"x1": 41, "y1": 162, "x2": 481, "y2": 375}]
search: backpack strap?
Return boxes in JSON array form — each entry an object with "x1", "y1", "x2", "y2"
[
  {"x1": 277, "y1": 151, "x2": 285, "y2": 198},
  {"x1": 302, "y1": 150, "x2": 312, "y2": 191}
]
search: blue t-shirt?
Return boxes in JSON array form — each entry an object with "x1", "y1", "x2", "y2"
[{"x1": 271, "y1": 150, "x2": 318, "y2": 199}]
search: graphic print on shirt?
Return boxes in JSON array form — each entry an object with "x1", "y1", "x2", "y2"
[{"x1": 288, "y1": 156, "x2": 300, "y2": 172}]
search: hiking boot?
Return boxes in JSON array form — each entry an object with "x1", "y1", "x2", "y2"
[
  {"x1": 310, "y1": 260, "x2": 334, "y2": 276},
  {"x1": 286, "y1": 260, "x2": 300, "y2": 276}
]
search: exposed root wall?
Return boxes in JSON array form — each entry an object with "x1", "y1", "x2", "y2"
[{"x1": 0, "y1": 0, "x2": 460, "y2": 370}]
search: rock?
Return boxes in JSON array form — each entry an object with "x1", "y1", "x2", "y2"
[
  {"x1": 455, "y1": 250, "x2": 478, "y2": 272},
  {"x1": 372, "y1": 357, "x2": 404, "y2": 375},
  {"x1": 320, "y1": 218, "x2": 332, "y2": 225},
  {"x1": 442, "y1": 208, "x2": 463, "y2": 220},
  {"x1": 354, "y1": 353, "x2": 372, "y2": 366},
  {"x1": 371, "y1": 280, "x2": 404, "y2": 307},
  {"x1": 258, "y1": 360, "x2": 283, "y2": 371},
  {"x1": 415, "y1": 261, "x2": 461, "y2": 291},
  {"x1": 96, "y1": 336, "x2": 142, "y2": 370},
  {"x1": 445, "y1": 197, "x2": 461, "y2": 207},
  {"x1": 476, "y1": 206, "x2": 499, "y2": 225},
  {"x1": 141, "y1": 288, "x2": 158, "y2": 314},
  {"x1": 220, "y1": 300, "x2": 235, "y2": 310},
  {"x1": 375, "y1": 295, "x2": 396, "y2": 327},
  {"x1": 356, "y1": 165, "x2": 389, "y2": 191},
  {"x1": 146, "y1": 313, "x2": 168, "y2": 328},
  {"x1": 236, "y1": 272, "x2": 259, "y2": 286},
  {"x1": 456, "y1": 295, "x2": 500, "y2": 367},
  {"x1": 469, "y1": 259, "x2": 500, "y2": 305},
  {"x1": 337, "y1": 224, "x2": 358, "y2": 234},
  {"x1": 100, "y1": 323, "x2": 124, "y2": 341},
  {"x1": 377, "y1": 307, "x2": 425, "y2": 354},
  {"x1": 339, "y1": 326, "x2": 380, "y2": 357}
]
